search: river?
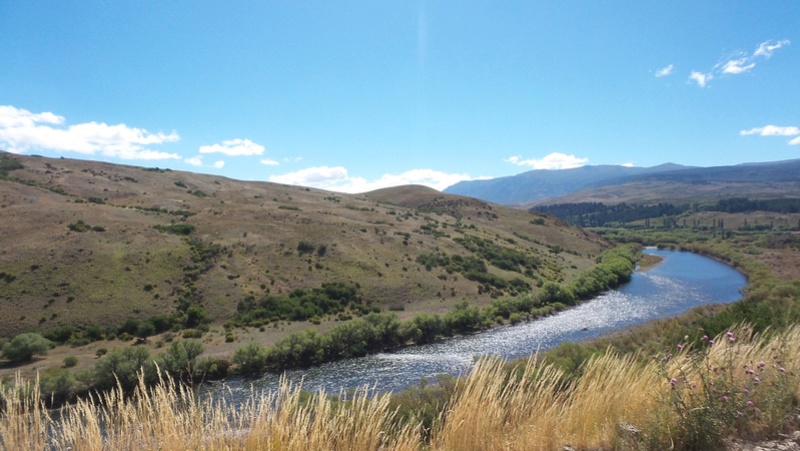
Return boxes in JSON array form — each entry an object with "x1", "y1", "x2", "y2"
[{"x1": 208, "y1": 249, "x2": 747, "y2": 399}]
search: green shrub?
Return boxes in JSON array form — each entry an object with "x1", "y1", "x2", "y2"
[
  {"x1": 182, "y1": 329, "x2": 203, "y2": 339},
  {"x1": 1, "y1": 332, "x2": 53, "y2": 362},
  {"x1": 154, "y1": 223, "x2": 196, "y2": 235},
  {"x1": 39, "y1": 368, "x2": 80, "y2": 406},
  {"x1": 297, "y1": 240, "x2": 315, "y2": 255},
  {"x1": 158, "y1": 339, "x2": 204, "y2": 381},
  {"x1": 232, "y1": 342, "x2": 268, "y2": 375},
  {"x1": 91, "y1": 345, "x2": 153, "y2": 392},
  {"x1": 67, "y1": 220, "x2": 91, "y2": 232},
  {"x1": 63, "y1": 355, "x2": 78, "y2": 368}
]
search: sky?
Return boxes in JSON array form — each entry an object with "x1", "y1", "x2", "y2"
[{"x1": 1, "y1": 2, "x2": 799, "y2": 193}]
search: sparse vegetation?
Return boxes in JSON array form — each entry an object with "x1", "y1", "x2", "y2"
[
  {"x1": 0, "y1": 154, "x2": 23, "y2": 178},
  {"x1": 153, "y1": 223, "x2": 196, "y2": 235}
]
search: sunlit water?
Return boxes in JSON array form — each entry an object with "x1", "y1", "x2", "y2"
[{"x1": 207, "y1": 249, "x2": 746, "y2": 400}]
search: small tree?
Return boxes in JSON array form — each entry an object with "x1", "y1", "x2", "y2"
[
  {"x1": 136, "y1": 321, "x2": 156, "y2": 341},
  {"x1": 184, "y1": 306, "x2": 208, "y2": 328},
  {"x1": 2, "y1": 332, "x2": 53, "y2": 362},
  {"x1": 161, "y1": 339, "x2": 205, "y2": 381}
]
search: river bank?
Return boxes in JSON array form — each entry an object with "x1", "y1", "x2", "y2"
[{"x1": 205, "y1": 247, "x2": 746, "y2": 396}]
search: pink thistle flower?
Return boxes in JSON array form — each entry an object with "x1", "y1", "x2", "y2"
[
  {"x1": 745, "y1": 369, "x2": 754, "y2": 375},
  {"x1": 721, "y1": 395, "x2": 729, "y2": 402},
  {"x1": 780, "y1": 367, "x2": 786, "y2": 372},
  {"x1": 726, "y1": 331, "x2": 734, "y2": 338},
  {"x1": 758, "y1": 361, "x2": 766, "y2": 368},
  {"x1": 676, "y1": 344, "x2": 683, "y2": 350},
  {"x1": 702, "y1": 335, "x2": 709, "y2": 341},
  {"x1": 708, "y1": 339, "x2": 715, "y2": 345}
]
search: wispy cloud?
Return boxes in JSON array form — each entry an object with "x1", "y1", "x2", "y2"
[
  {"x1": 689, "y1": 39, "x2": 790, "y2": 87},
  {"x1": 754, "y1": 39, "x2": 790, "y2": 58},
  {"x1": 260, "y1": 158, "x2": 279, "y2": 166},
  {"x1": 0, "y1": 105, "x2": 180, "y2": 160},
  {"x1": 212, "y1": 160, "x2": 225, "y2": 168},
  {"x1": 741, "y1": 125, "x2": 800, "y2": 145},
  {"x1": 199, "y1": 138, "x2": 264, "y2": 156},
  {"x1": 268, "y1": 166, "x2": 481, "y2": 193},
  {"x1": 504, "y1": 152, "x2": 588, "y2": 170},
  {"x1": 655, "y1": 64, "x2": 674, "y2": 77},
  {"x1": 721, "y1": 58, "x2": 755, "y2": 75}
]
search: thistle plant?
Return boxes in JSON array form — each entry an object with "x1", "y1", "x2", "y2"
[{"x1": 660, "y1": 327, "x2": 798, "y2": 450}]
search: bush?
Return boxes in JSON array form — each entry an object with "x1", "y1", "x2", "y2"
[
  {"x1": 1, "y1": 332, "x2": 53, "y2": 362},
  {"x1": 67, "y1": 220, "x2": 91, "y2": 232},
  {"x1": 154, "y1": 223, "x2": 196, "y2": 235},
  {"x1": 136, "y1": 321, "x2": 156, "y2": 340},
  {"x1": 91, "y1": 345, "x2": 153, "y2": 392},
  {"x1": 39, "y1": 368, "x2": 80, "y2": 406},
  {"x1": 297, "y1": 240, "x2": 315, "y2": 255},
  {"x1": 232, "y1": 342, "x2": 268, "y2": 375},
  {"x1": 159, "y1": 339, "x2": 204, "y2": 381},
  {"x1": 63, "y1": 355, "x2": 79, "y2": 368}
]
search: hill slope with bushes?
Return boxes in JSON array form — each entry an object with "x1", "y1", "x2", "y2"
[{"x1": 0, "y1": 151, "x2": 609, "y2": 339}]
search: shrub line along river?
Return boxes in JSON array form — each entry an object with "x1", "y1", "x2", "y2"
[{"x1": 205, "y1": 248, "x2": 747, "y2": 401}]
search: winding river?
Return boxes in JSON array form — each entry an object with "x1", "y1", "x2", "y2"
[{"x1": 209, "y1": 249, "x2": 747, "y2": 399}]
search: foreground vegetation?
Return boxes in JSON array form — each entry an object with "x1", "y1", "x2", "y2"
[{"x1": 2, "y1": 324, "x2": 798, "y2": 450}]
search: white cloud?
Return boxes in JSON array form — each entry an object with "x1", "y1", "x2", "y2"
[
  {"x1": 198, "y1": 138, "x2": 264, "y2": 156},
  {"x1": 0, "y1": 105, "x2": 180, "y2": 160},
  {"x1": 689, "y1": 71, "x2": 713, "y2": 87},
  {"x1": 740, "y1": 124, "x2": 800, "y2": 145},
  {"x1": 269, "y1": 166, "x2": 349, "y2": 187},
  {"x1": 754, "y1": 39, "x2": 790, "y2": 58},
  {"x1": 260, "y1": 158, "x2": 279, "y2": 166},
  {"x1": 268, "y1": 166, "x2": 481, "y2": 193},
  {"x1": 688, "y1": 39, "x2": 790, "y2": 87},
  {"x1": 185, "y1": 156, "x2": 204, "y2": 167},
  {"x1": 740, "y1": 125, "x2": 800, "y2": 137},
  {"x1": 504, "y1": 152, "x2": 589, "y2": 170},
  {"x1": 212, "y1": 160, "x2": 225, "y2": 169},
  {"x1": 721, "y1": 58, "x2": 755, "y2": 75},
  {"x1": 655, "y1": 64, "x2": 674, "y2": 77}
]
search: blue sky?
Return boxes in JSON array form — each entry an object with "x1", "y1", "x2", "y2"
[{"x1": 1, "y1": 2, "x2": 798, "y2": 193}]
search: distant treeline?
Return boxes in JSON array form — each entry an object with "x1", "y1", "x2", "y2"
[{"x1": 534, "y1": 197, "x2": 800, "y2": 227}]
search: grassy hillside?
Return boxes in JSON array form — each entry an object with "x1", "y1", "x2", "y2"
[{"x1": 0, "y1": 152, "x2": 608, "y2": 340}]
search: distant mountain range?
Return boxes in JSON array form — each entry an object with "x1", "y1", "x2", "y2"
[{"x1": 444, "y1": 160, "x2": 800, "y2": 207}]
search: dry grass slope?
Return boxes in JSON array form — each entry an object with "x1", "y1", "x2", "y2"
[{"x1": 0, "y1": 152, "x2": 607, "y2": 338}]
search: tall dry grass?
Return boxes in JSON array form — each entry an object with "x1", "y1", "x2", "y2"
[
  {"x1": 0, "y1": 373, "x2": 420, "y2": 450},
  {"x1": 2, "y1": 325, "x2": 799, "y2": 450},
  {"x1": 431, "y1": 351, "x2": 663, "y2": 450}
]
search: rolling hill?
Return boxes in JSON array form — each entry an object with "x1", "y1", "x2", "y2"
[{"x1": 0, "y1": 151, "x2": 609, "y2": 338}]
